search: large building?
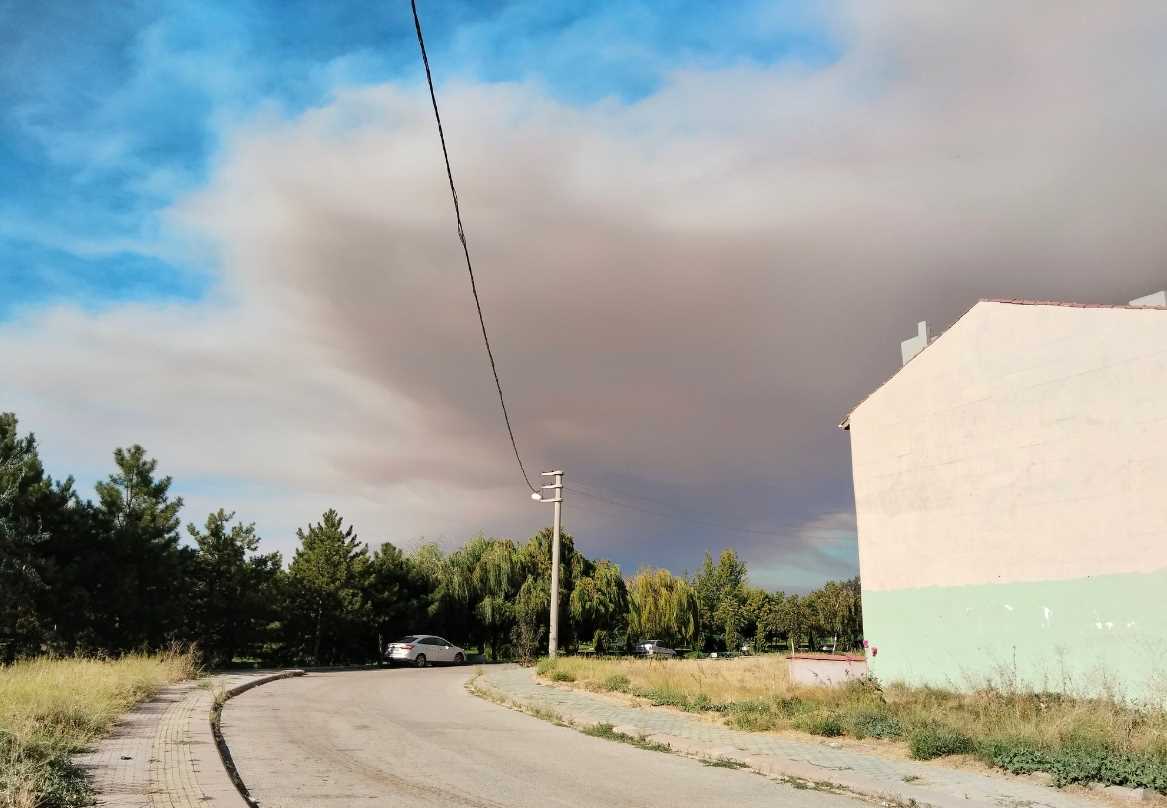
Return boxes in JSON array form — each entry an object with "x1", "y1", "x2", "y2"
[{"x1": 841, "y1": 294, "x2": 1167, "y2": 703}]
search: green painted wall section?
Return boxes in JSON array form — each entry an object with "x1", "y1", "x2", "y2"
[{"x1": 862, "y1": 568, "x2": 1167, "y2": 705}]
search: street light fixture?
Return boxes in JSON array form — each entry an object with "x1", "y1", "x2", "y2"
[{"x1": 532, "y1": 469, "x2": 564, "y2": 657}]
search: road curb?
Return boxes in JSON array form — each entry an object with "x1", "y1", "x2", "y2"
[
  {"x1": 210, "y1": 669, "x2": 306, "y2": 807},
  {"x1": 223, "y1": 668, "x2": 306, "y2": 699}
]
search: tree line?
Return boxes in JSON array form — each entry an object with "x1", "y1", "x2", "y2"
[{"x1": 0, "y1": 413, "x2": 862, "y2": 666}]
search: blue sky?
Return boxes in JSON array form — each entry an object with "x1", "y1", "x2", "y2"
[{"x1": 0, "y1": 0, "x2": 836, "y2": 319}]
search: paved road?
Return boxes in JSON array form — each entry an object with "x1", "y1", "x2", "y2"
[{"x1": 222, "y1": 665, "x2": 865, "y2": 808}]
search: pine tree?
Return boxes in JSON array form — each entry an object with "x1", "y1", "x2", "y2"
[
  {"x1": 188, "y1": 509, "x2": 282, "y2": 666},
  {"x1": 367, "y1": 542, "x2": 430, "y2": 655},
  {"x1": 0, "y1": 414, "x2": 50, "y2": 660},
  {"x1": 94, "y1": 445, "x2": 189, "y2": 649},
  {"x1": 287, "y1": 509, "x2": 371, "y2": 664}
]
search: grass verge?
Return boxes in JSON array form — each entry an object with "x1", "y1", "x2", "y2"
[
  {"x1": 582, "y1": 722, "x2": 671, "y2": 752},
  {"x1": 0, "y1": 650, "x2": 198, "y2": 808},
  {"x1": 537, "y1": 655, "x2": 1167, "y2": 792}
]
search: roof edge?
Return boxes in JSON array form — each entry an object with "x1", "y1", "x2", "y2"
[
  {"x1": 983, "y1": 297, "x2": 1167, "y2": 311},
  {"x1": 839, "y1": 295, "x2": 1167, "y2": 431}
]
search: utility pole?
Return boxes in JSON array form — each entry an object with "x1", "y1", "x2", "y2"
[{"x1": 532, "y1": 469, "x2": 564, "y2": 656}]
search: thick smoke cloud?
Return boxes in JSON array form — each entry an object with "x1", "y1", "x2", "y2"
[{"x1": 4, "y1": 2, "x2": 1166, "y2": 589}]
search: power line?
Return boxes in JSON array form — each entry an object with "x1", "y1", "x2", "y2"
[
  {"x1": 562, "y1": 483, "x2": 788, "y2": 539},
  {"x1": 410, "y1": 0, "x2": 537, "y2": 494},
  {"x1": 572, "y1": 480, "x2": 701, "y2": 514}
]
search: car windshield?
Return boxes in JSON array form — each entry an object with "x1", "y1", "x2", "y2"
[{"x1": 397, "y1": 636, "x2": 419, "y2": 643}]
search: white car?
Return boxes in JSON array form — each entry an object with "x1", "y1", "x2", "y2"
[
  {"x1": 385, "y1": 635, "x2": 466, "y2": 667},
  {"x1": 633, "y1": 640, "x2": 676, "y2": 657}
]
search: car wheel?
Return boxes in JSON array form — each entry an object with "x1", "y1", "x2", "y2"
[
  {"x1": 454, "y1": 652, "x2": 465, "y2": 665},
  {"x1": 415, "y1": 654, "x2": 427, "y2": 668}
]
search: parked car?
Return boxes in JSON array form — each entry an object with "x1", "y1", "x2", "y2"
[
  {"x1": 385, "y1": 635, "x2": 466, "y2": 667},
  {"x1": 632, "y1": 640, "x2": 676, "y2": 657}
]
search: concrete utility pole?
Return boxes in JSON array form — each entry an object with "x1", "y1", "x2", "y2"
[{"x1": 531, "y1": 469, "x2": 564, "y2": 656}]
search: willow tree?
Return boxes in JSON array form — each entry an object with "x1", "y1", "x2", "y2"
[
  {"x1": 569, "y1": 559, "x2": 628, "y2": 652},
  {"x1": 627, "y1": 568, "x2": 700, "y2": 648},
  {"x1": 465, "y1": 537, "x2": 523, "y2": 659}
]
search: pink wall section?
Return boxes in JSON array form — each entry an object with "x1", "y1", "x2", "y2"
[
  {"x1": 848, "y1": 300, "x2": 1167, "y2": 592},
  {"x1": 787, "y1": 655, "x2": 869, "y2": 687}
]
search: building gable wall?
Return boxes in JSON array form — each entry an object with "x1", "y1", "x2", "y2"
[{"x1": 847, "y1": 301, "x2": 1167, "y2": 701}]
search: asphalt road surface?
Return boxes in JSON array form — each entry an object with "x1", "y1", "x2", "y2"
[{"x1": 222, "y1": 665, "x2": 865, "y2": 808}]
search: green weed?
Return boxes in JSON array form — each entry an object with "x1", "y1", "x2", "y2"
[
  {"x1": 795, "y1": 712, "x2": 845, "y2": 737},
  {"x1": 703, "y1": 756, "x2": 747, "y2": 769},
  {"x1": 602, "y1": 674, "x2": 630, "y2": 692},
  {"x1": 583, "y1": 722, "x2": 671, "y2": 752},
  {"x1": 847, "y1": 710, "x2": 903, "y2": 739},
  {"x1": 908, "y1": 722, "x2": 974, "y2": 760}
]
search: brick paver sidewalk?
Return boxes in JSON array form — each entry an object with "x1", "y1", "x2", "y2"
[
  {"x1": 74, "y1": 671, "x2": 295, "y2": 808},
  {"x1": 476, "y1": 666, "x2": 1109, "y2": 808}
]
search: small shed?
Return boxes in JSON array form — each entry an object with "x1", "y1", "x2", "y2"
[{"x1": 787, "y1": 654, "x2": 868, "y2": 687}]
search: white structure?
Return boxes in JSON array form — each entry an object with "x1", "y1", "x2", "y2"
[{"x1": 841, "y1": 297, "x2": 1167, "y2": 702}]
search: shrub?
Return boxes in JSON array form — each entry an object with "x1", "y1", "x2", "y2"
[
  {"x1": 908, "y1": 722, "x2": 975, "y2": 760},
  {"x1": 847, "y1": 710, "x2": 903, "y2": 739},
  {"x1": 640, "y1": 686, "x2": 690, "y2": 709},
  {"x1": 725, "y1": 699, "x2": 782, "y2": 732},
  {"x1": 1048, "y1": 739, "x2": 1167, "y2": 791},
  {"x1": 979, "y1": 734, "x2": 1167, "y2": 791},
  {"x1": 690, "y1": 693, "x2": 713, "y2": 712},
  {"x1": 795, "y1": 712, "x2": 845, "y2": 737},
  {"x1": 602, "y1": 674, "x2": 631, "y2": 692},
  {"x1": 978, "y1": 738, "x2": 1049, "y2": 776},
  {"x1": 551, "y1": 671, "x2": 575, "y2": 683}
]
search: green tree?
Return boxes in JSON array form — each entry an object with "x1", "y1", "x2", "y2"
[
  {"x1": 436, "y1": 536, "x2": 524, "y2": 658},
  {"x1": 0, "y1": 414, "x2": 50, "y2": 660},
  {"x1": 569, "y1": 559, "x2": 628, "y2": 652},
  {"x1": 627, "y1": 568, "x2": 700, "y2": 648},
  {"x1": 742, "y1": 587, "x2": 773, "y2": 652},
  {"x1": 94, "y1": 445, "x2": 190, "y2": 649},
  {"x1": 287, "y1": 509, "x2": 371, "y2": 664},
  {"x1": 776, "y1": 593, "x2": 810, "y2": 653},
  {"x1": 187, "y1": 509, "x2": 282, "y2": 666},
  {"x1": 809, "y1": 577, "x2": 862, "y2": 651},
  {"x1": 692, "y1": 549, "x2": 748, "y2": 651},
  {"x1": 367, "y1": 542, "x2": 432, "y2": 654}
]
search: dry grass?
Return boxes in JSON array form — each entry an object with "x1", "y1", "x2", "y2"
[
  {"x1": 543, "y1": 654, "x2": 794, "y2": 704},
  {"x1": 539, "y1": 655, "x2": 1167, "y2": 791},
  {"x1": 0, "y1": 649, "x2": 198, "y2": 808}
]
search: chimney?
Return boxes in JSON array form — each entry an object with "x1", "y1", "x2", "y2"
[
  {"x1": 1129, "y1": 290, "x2": 1166, "y2": 307},
  {"x1": 900, "y1": 321, "x2": 929, "y2": 366}
]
